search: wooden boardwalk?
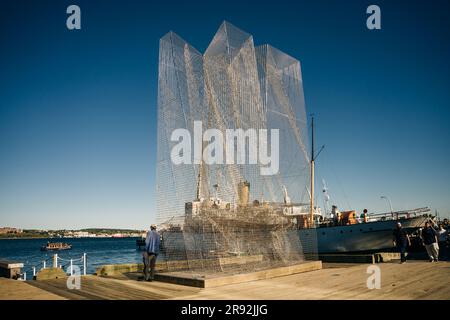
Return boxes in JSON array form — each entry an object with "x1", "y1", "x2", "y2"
[
  {"x1": 0, "y1": 277, "x2": 65, "y2": 300},
  {"x1": 2, "y1": 261, "x2": 449, "y2": 300}
]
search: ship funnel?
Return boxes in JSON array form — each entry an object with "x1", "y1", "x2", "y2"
[{"x1": 238, "y1": 181, "x2": 250, "y2": 206}]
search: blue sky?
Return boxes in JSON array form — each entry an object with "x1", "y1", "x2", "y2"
[{"x1": 1, "y1": 0, "x2": 449, "y2": 229}]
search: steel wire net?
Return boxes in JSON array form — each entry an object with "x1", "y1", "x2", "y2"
[{"x1": 156, "y1": 22, "x2": 318, "y2": 276}]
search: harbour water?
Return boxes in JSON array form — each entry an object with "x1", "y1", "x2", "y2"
[{"x1": 0, "y1": 237, "x2": 143, "y2": 276}]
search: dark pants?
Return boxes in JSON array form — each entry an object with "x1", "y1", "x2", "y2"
[
  {"x1": 143, "y1": 252, "x2": 157, "y2": 280},
  {"x1": 397, "y1": 244, "x2": 407, "y2": 262},
  {"x1": 438, "y1": 241, "x2": 448, "y2": 260}
]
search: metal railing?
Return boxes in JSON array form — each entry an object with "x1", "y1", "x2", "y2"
[
  {"x1": 20, "y1": 253, "x2": 87, "y2": 281},
  {"x1": 368, "y1": 207, "x2": 431, "y2": 221}
]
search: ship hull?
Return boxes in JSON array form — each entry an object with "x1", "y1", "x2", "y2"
[{"x1": 299, "y1": 215, "x2": 428, "y2": 254}]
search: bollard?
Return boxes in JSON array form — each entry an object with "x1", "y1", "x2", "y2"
[
  {"x1": 53, "y1": 254, "x2": 58, "y2": 268},
  {"x1": 70, "y1": 259, "x2": 73, "y2": 276},
  {"x1": 43, "y1": 260, "x2": 46, "y2": 269},
  {"x1": 33, "y1": 267, "x2": 36, "y2": 276}
]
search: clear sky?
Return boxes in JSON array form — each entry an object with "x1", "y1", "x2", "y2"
[{"x1": 1, "y1": 0, "x2": 449, "y2": 229}]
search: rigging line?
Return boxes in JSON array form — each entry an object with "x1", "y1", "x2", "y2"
[
  {"x1": 267, "y1": 109, "x2": 307, "y2": 124},
  {"x1": 320, "y1": 150, "x2": 344, "y2": 210},
  {"x1": 282, "y1": 140, "x2": 304, "y2": 180},
  {"x1": 323, "y1": 149, "x2": 352, "y2": 210}
]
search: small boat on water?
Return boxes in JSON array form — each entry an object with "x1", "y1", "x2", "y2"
[{"x1": 40, "y1": 242, "x2": 72, "y2": 251}]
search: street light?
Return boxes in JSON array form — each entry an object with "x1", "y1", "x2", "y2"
[{"x1": 380, "y1": 195, "x2": 394, "y2": 218}]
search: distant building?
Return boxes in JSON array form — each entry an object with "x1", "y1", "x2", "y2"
[
  {"x1": 112, "y1": 233, "x2": 124, "y2": 238},
  {"x1": 72, "y1": 231, "x2": 90, "y2": 238},
  {"x1": 0, "y1": 227, "x2": 23, "y2": 234}
]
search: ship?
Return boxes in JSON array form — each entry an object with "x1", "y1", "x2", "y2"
[
  {"x1": 175, "y1": 182, "x2": 430, "y2": 255},
  {"x1": 300, "y1": 207, "x2": 430, "y2": 253},
  {"x1": 296, "y1": 116, "x2": 430, "y2": 253}
]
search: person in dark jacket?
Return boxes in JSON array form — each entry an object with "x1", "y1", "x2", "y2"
[
  {"x1": 421, "y1": 221, "x2": 439, "y2": 262},
  {"x1": 393, "y1": 222, "x2": 410, "y2": 263},
  {"x1": 142, "y1": 224, "x2": 161, "y2": 281}
]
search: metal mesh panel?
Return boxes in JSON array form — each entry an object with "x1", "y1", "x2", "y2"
[{"x1": 156, "y1": 22, "x2": 318, "y2": 276}]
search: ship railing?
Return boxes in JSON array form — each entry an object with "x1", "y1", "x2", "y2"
[
  {"x1": 368, "y1": 207, "x2": 431, "y2": 221},
  {"x1": 317, "y1": 207, "x2": 431, "y2": 227},
  {"x1": 19, "y1": 253, "x2": 87, "y2": 281}
]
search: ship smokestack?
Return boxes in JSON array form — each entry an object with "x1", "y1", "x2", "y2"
[{"x1": 238, "y1": 181, "x2": 250, "y2": 206}]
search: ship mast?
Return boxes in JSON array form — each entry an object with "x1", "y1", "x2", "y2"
[{"x1": 310, "y1": 115, "x2": 315, "y2": 227}]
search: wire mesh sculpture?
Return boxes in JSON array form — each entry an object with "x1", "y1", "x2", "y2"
[{"x1": 156, "y1": 22, "x2": 318, "y2": 275}]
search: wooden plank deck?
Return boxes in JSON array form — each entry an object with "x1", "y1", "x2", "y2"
[
  {"x1": 0, "y1": 278, "x2": 65, "y2": 300},
  {"x1": 4, "y1": 261, "x2": 449, "y2": 300}
]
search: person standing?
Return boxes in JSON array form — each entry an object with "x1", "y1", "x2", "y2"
[
  {"x1": 421, "y1": 221, "x2": 439, "y2": 262},
  {"x1": 393, "y1": 222, "x2": 410, "y2": 263},
  {"x1": 362, "y1": 209, "x2": 368, "y2": 223},
  {"x1": 143, "y1": 224, "x2": 161, "y2": 281},
  {"x1": 437, "y1": 224, "x2": 448, "y2": 261}
]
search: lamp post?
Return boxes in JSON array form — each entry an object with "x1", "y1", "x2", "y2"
[{"x1": 380, "y1": 195, "x2": 394, "y2": 218}]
